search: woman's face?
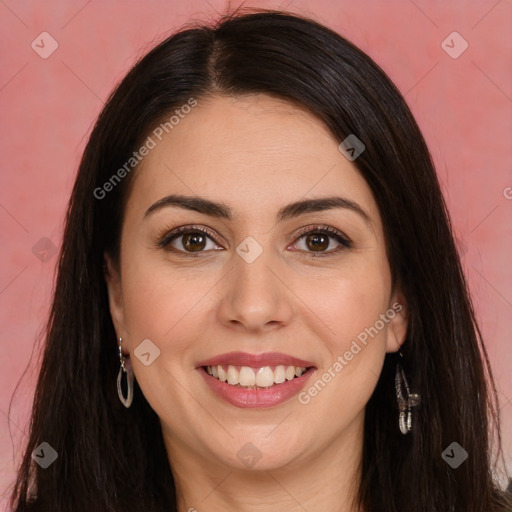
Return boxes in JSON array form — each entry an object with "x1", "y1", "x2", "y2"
[{"x1": 105, "y1": 94, "x2": 407, "y2": 474}]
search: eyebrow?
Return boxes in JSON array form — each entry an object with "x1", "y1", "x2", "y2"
[{"x1": 144, "y1": 194, "x2": 371, "y2": 225}]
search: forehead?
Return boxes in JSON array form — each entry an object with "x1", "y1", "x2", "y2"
[{"x1": 126, "y1": 94, "x2": 379, "y2": 224}]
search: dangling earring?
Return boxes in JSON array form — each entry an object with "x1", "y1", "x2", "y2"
[
  {"x1": 395, "y1": 349, "x2": 420, "y2": 434},
  {"x1": 117, "y1": 337, "x2": 134, "y2": 408}
]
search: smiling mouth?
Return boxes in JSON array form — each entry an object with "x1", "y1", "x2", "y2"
[{"x1": 202, "y1": 364, "x2": 314, "y2": 389}]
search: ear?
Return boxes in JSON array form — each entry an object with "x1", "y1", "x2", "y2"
[
  {"x1": 103, "y1": 253, "x2": 127, "y2": 341},
  {"x1": 385, "y1": 287, "x2": 408, "y2": 354}
]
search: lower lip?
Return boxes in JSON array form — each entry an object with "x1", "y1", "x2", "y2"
[{"x1": 198, "y1": 367, "x2": 316, "y2": 408}]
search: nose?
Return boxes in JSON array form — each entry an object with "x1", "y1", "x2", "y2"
[{"x1": 216, "y1": 242, "x2": 294, "y2": 334}]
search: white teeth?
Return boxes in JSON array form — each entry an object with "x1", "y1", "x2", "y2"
[
  {"x1": 239, "y1": 366, "x2": 256, "y2": 386},
  {"x1": 205, "y1": 364, "x2": 308, "y2": 388},
  {"x1": 274, "y1": 365, "x2": 286, "y2": 384},
  {"x1": 285, "y1": 366, "x2": 296, "y2": 380},
  {"x1": 255, "y1": 367, "x2": 274, "y2": 387},
  {"x1": 227, "y1": 365, "x2": 239, "y2": 385}
]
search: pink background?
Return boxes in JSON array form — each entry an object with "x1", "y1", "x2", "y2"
[{"x1": 1, "y1": 0, "x2": 511, "y2": 506}]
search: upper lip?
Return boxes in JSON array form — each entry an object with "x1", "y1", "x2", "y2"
[{"x1": 196, "y1": 351, "x2": 316, "y2": 369}]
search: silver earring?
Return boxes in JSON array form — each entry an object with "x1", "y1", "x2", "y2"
[
  {"x1": 395, "y1": 350, "x2": 420, "y2": 434},
  {"x1": 117, "y1": 337, "x2": 134, "y2": 408}
]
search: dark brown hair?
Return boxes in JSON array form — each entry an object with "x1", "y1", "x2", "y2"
[{"x1": 9, "y1": 8, "x2": 512, "y2": 512}]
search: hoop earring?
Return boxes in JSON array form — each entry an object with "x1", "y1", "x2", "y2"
[
  {"x1": 395, "y1": 349, "x2": 420, "y2": 434},
  {"x1": 117, "y1": 337, "x2": 134, "y2": 408}
]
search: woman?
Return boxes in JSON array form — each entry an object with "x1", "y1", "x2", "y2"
[{"x1": 9, "y1": 8, "x2": 512, "y2": 512}]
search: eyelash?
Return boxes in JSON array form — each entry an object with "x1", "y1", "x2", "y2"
[{"x1": 156, "y1": 224, "x2": 352, "y2": 258}]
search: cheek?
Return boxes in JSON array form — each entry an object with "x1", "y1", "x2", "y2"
[
  {"x1": 118, "y1": 252, "x2": 209, "y2": 418},
  {"x1": 296, "y1": 253, "x2": 392, "y2": 409},
  {"x1": 306, "y1": 251, "x2": 392, "y2": 351},
  {"x1": 120, "y1": 261, "x2": 204, "y2": 352}
]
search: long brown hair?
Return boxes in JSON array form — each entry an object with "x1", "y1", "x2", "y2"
[{"x1": 9, "y1": 8, "x2": 512, "y2": 512}]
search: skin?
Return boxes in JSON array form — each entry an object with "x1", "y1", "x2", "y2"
[{"x1": 105, "y1": 94, "x2": 408, "y2": 512}]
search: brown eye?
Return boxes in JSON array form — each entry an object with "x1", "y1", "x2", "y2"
[
  {"x1": 181, "y1": 232, "x2": 207, "y2": 252},
  {"x1": 292, "y1": 226, "x2": 352, "y2": 257},
  {"x1": 157, "y1": 226, "x2": 222, "y2": 255},
  {"x1": 304, "y1": 233, "x2": 330, "y2": 252}
]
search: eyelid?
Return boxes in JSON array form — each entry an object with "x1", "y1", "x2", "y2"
[
  {"x1": 291, "y1": 224, "x2": 351, "y2": 244},
  {"x1": 155, "y1": 224, "x2": 222, "y2": 249}
]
